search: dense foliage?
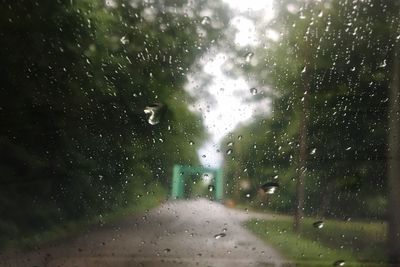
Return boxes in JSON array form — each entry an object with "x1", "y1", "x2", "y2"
[
  {"x1": 0, "y1": 0, "x2": 228, "y2": 247},
  {"x1": 223, "y1": 0, "x2": 399, "y2": 219}
]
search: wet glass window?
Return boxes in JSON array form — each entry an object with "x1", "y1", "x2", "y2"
[{"x1": 1, "y1": 0, "x2": 399, "y2": 266}]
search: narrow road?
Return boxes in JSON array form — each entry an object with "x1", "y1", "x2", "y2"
[{"x1": 0, "y1": 199, "x2": 289, "y2": 267}]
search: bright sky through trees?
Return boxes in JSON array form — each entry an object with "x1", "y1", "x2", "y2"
[{"x1": 188, "y1": 0, "x2": 275, "y2": 167}]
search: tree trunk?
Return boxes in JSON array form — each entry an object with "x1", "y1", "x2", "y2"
[
  {"x1": 234, "y1": 143, "x2": 241, "y2": 201},
  {"x1": 317, "y1": 181, "x2": 332, "y2": 219},
  {"x1": 294, "y1": 73, "x2": 310, "y2": 233},
  {"x1": 387, "y1": 47, "x2": 400, "y2": 264}
]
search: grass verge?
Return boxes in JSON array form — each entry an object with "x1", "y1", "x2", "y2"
[
  {"x1": 245, "y1": 216, "x2": 387, "y2": 267},
  {"x1": 2, "y1": 186, "x2": 167, "y2": 252}
]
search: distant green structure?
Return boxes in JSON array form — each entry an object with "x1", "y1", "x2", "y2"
[{"x1": 171, "y1": 164, "x2": 223, "y2": 201}]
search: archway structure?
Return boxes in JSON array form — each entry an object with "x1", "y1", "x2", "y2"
[{"x1": 171, "y1": 164, "x2": 223, "y2": 201}]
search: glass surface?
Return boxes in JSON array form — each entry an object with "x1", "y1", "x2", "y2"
[{"x1": 1, "y1": 0, "x2": 400, "y2": 266}]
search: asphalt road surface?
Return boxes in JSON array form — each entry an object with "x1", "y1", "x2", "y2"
[{"x1": 0, "y1": 199, "x2": 289, "y2": 267}]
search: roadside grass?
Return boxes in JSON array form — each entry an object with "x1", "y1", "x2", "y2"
[
  {"x1": 1, "y1": 186, "x2": 167, "y2": 252},
  {"x1": 245, "y1": 216, "x2": 387, "y2": 267}
]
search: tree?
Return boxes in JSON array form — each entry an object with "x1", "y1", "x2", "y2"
[
  {"x1": 0, "y1": 0, "x2": 229, "y2": 248},
  {"x1": 224, "y1": 0, "x2": 399, "y2": 233},
  {"x1": 387, "y1": 43, "x2": 400, "y2": 264}
]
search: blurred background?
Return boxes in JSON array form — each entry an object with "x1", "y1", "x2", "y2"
[{"x1": 1, "y1": 0, "x2": 400, "y2": 266}]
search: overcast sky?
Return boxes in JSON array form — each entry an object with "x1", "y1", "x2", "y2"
[{"x1": 185, "y1": 0, "x2": 276, "y2": 168}]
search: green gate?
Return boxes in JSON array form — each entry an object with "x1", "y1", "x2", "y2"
[{"x1": 171, "y1": 164, "x2": 223, "y2": 201}]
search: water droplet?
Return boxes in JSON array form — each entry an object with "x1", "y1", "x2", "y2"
[
  {"x1": 226, "y1": 149, "x2": 233, "y2": 155},
  {"x1": 245, "y1": 52, "x2": 254, "y2": 63},
  {"x1": 246, "y1": 193, "x2": 250, "y2": 198},
  {"x1": 260, "y1": 182, "x2": 279, "y2": 194},
  {"x1": 164, "y1": 248, "x2": 171, "y2": 253},
  {"x1": 208, "y1": 185, "x2": 214, "y2": 192},
  {"x1": 313, "y1": 221, "x2": 324, "y2": 229},
  {"x1": 379, "y1": 59, "x2": 387, "y2": 68},
  {"x1": 301, "y1": 66, "x2": 307, "y2": 73},
  {"x1": 201, "y1": 16, "x2": 211, "y2": 25},
  {"x1": 333, "y1": 260, "x2": 345, "y2": 266},
  {"x1": 238, "y1": 135, "x2": 242, "y2": 140},
  {"x1": 120, "y1": 36, "x2": 128, "y2": 45},
  {"x1": 345, "y1": 147, "x2": 352, "y2": 151},
  {"x1": 144, "y1": 103, "x2": 162, "y2": 125},
  {"x1": 227, "y1": 141, "x2": 233, "y2": 146},
  {"x1": 189, "y1": 141, "x2": 195, "y2": 145},
  {"x1": 310, "y1": 148, "x2": 317, "y2": 155},
  {"x1": 222, "y1": 227, "x2": 227, "y2": 232},
  {"x1": 318, "y1": 10, "x2": 323, "y2": 17},
  {"x1": 214, "y1": 233, "x2": 226, "y2": 239},
  {"x1": 202, "y1": 154, "x2": 206, "y2": 158},
  {"x1": 250, "y1": 88, "x2": 258, "y2": 95}
]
